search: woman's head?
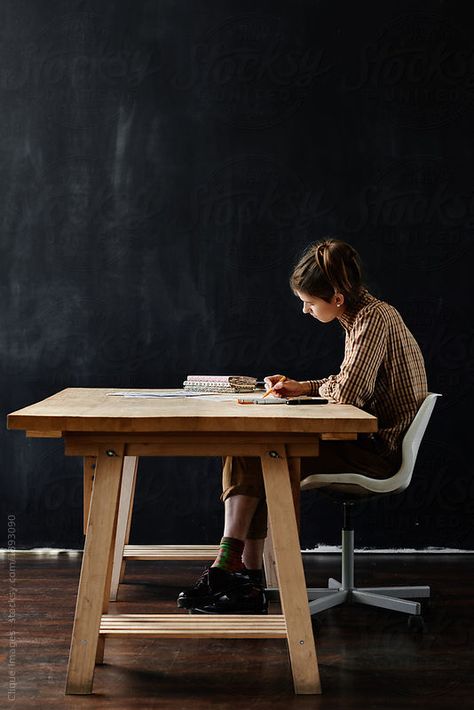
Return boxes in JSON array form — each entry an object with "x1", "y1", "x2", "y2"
[{"x1": 289, "y1": 239, "x2": 364, "y2": 322}]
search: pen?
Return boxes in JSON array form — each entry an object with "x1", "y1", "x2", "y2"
[
  {"x1": 237, "y1": 398, "x2": 288, "y2": 405},
  {"x1": 286, "y1": 398, "x2": 328, "y2": 405},
  {"x1": 262, "y1": 375, "x2": 287, "y2": 399}
]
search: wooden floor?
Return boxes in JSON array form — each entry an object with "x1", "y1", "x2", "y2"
[{"x1": 1, "y1": 553, "x2": 473, "y2": 709}]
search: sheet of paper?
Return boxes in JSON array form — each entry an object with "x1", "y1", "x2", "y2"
[
  {"x1": 192, "y1": 394, "x2": 246, "y2": 401},
  {"x1": 107, "y1": 390, "x2": 219, "y2": 398}
]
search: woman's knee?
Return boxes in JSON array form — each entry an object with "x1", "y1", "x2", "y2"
[{"x1": 221, "y1": 456, "x2": 265, "y2": 501}]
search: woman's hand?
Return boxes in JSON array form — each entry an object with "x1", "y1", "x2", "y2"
[{"x1": 263, "y1": 374, "x2": 310, "y2": 398}]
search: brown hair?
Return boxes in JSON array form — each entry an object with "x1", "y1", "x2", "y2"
[{"x1": 290, "y1": 239, "x2": 364, "y2": 307}]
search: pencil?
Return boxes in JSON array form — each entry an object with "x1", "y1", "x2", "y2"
[{"x1": 262, "y1": 375, "x2": 287, "y2": 399}]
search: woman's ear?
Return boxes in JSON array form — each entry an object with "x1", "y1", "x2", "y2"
[{"x1": 334, "y1": 292, "x2": 345, "y2": 308}]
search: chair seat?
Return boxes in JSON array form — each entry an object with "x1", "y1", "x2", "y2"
[{"x1": 300, "y1": 472, "x2": 398, "y2": 495}]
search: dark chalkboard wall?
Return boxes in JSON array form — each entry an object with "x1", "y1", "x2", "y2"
[{"x1": 2, "y1": 0, "x2": 473, "y2": 550}]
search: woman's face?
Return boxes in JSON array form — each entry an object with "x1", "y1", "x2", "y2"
[{"x1": 296, "y1": 290, "x2": 345, "y2": 323}]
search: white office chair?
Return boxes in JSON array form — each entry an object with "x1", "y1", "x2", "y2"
[{"x1": 300, "y1": 393, "x2": 441, "y2": 625}]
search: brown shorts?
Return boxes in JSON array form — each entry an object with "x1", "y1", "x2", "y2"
[{"x1": 221, "y1": 438, "x2": 399, "y2": 540}]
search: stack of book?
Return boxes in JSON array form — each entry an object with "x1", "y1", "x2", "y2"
[{"x1": 183, "y1": 375, "x2": 257, "y2": 393}]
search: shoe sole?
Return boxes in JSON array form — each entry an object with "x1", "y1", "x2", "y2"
[
  {"x1": 177, "y1": 597, "x2": 213, "y2": 610},
  {"x1": 189, "y1": 607, "x2": 268, "y2": 615}
]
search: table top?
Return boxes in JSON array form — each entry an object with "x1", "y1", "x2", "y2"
[{"x1": 7, "y1": 388, "x2": 377, "y2": 435}]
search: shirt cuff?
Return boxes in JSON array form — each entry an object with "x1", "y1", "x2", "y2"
[{"x1": 303, "y1": 380, "x2": 327, "y2": 396}]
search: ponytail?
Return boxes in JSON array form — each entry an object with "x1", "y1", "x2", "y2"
[{"x1": 290, "y1": 239, "x2": 364, "y2": 307}]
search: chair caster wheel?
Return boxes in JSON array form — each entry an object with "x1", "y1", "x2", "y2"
[{"x1": 408, "y1": 614, "x2": 425, "y2": 632}]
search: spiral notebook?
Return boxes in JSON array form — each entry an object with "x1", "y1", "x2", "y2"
[{"x1": 183, "y1": 375, "x2": 257, "y2": 393}]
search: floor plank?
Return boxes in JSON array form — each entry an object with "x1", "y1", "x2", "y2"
[{"x1": 1, "y1": 552, "x2": 473, "y2": 708}]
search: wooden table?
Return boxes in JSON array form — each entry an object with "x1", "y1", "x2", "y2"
[{"x1": 7, "y1": 388, "x2": 377, "y2": 696}]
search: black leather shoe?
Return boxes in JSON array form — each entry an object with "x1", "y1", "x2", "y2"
[
  {"x1": 192, "y1": 575, "x2": 268, "y2": 615},
  {"x1": 177, "y1": 567, "x2": 251, "y2": 610},
  {"x1": 242, "y1": 567, "x2": 264, "y2": 585}
]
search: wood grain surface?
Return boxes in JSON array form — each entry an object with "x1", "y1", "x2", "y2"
[{"x1": 7, "y1": 388, "x2": 377, "y2": 435}]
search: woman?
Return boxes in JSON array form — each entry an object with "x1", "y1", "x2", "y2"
[{"x1": 178, "y1": 239, "x2": 428, "y2": 614}]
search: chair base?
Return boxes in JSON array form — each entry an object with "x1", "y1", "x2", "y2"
[
  {"x1": 266, "y1": 580, "x2": 430, "y2": 616},
  {"x1": 281, "y1": 504, "x2": 431, "y2": 619},
  {"x1": 306, "y1": 579, "x2": 430, "y2": 615}
]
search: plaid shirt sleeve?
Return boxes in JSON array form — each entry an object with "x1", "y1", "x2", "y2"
[{"x1": 317, "y1": 310, "x2": 387, "y2": 407}]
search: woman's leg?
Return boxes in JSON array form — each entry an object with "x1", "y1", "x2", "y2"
[
  {"x1": 177, "y1": 459, "x2": 268, "y2": 612},
  {"x1": 221, "y1": 494, "x2": 261, "y2": 541},
  {"x1": 221, "y1": 456, "x2": 268, "y2": 570},
  {"x1": 210, "y1": 493, "x2": 266, "y2": 572},
  {"x1": 242, "y1": 538, "x2": 266, "y2": 570}
]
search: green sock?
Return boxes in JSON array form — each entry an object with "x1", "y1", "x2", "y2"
[{"x1": 212, "y1": 536, "x2": 245, "y2": 573}]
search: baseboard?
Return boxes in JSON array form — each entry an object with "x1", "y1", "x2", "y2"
[
  {"x1": 302, "y1": 546, "x2": 474, "y2": 554},
  {"x1": 1, "y1": 546, "x2": 473, "y2": 555}
]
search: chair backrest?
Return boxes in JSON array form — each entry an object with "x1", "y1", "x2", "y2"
[
  {"x1": 386, "y1": 392, "x2": 441, "y2": 493},
  {"x1": 300, "y1": 392, "x2": 442, "y2": 495}
]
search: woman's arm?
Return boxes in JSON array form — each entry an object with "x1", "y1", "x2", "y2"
[
  {"x1": 263, "y1": 375, "x2": 311, "y2": 398},
  {"x1": 264, "y1": 310, "x2": 386, "y2": 403}
]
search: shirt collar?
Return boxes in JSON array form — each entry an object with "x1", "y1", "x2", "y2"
[{"x1": 338, "y1": 288, "x2": 377, "y2": 331}]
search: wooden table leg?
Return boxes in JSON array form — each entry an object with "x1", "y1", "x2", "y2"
[
  {"x1": 287, "y1": 457, "x2": 301, "y2": 531},
  {"x1": 66, "y1": 444, "x2": 125, "y2": 694},
  {"x1": 95, "y1": 479, "x2": 121, "y2": 666},
  {"x1": 96, "y1": 459, "x2": 138, "y2": 663},
  {"x1": 83, "y1": 457, "x2": 96, "y2": 535},
  {"x1": 263, "y1": 519, "x2": 278, "y2": 588},
  {"x1": 263, "y1": 457, "x2": 301, "y2": 589},
  {"x1": 110, "y1": 456, "x2": 139, "y2": 601},
  {"x1": 260, "y1": 446, "x2": 321, "y2": 695}
]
